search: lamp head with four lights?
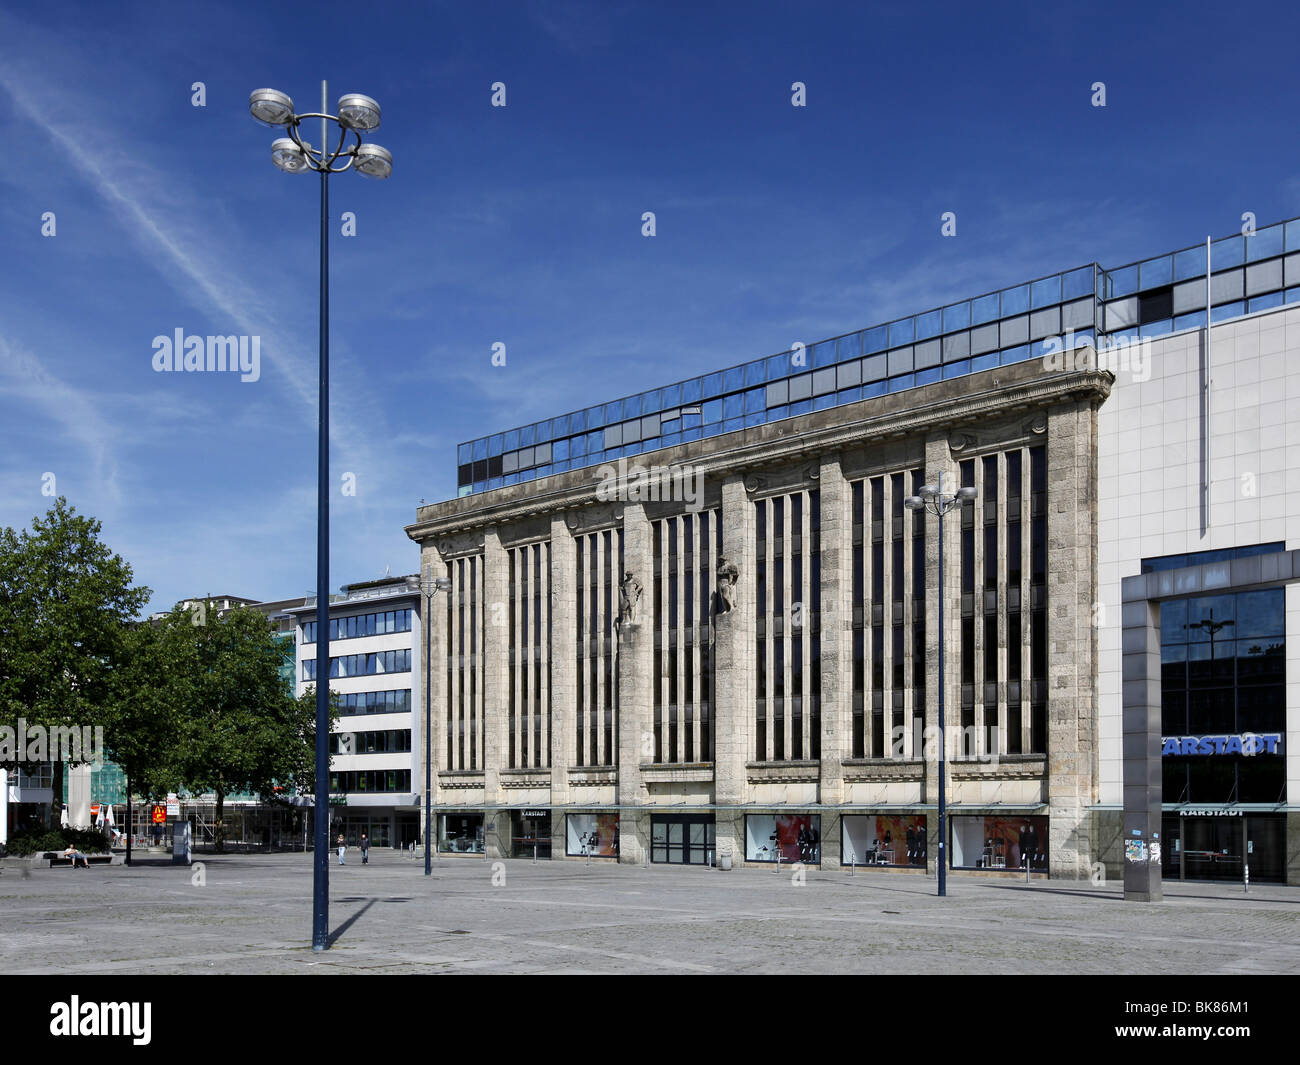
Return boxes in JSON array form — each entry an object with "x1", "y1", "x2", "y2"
[{"x1": 251, "y1": 88, "x2": 391, "y2": 179}]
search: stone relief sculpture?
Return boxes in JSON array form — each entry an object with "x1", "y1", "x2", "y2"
[
  {"x1": 715, "y1": 556, "x2": 739, "y2": 615},
  {"x1": 618, "y1": 570, "x2": 643, "y2": 627}
]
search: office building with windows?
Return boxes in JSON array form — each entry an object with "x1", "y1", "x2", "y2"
[
  {"x1": 286, "y1": 575, "x2": 424, "y2": 849},
  {"x1": 406, "y1": 216, "x2": 1300, "y2": 882}
]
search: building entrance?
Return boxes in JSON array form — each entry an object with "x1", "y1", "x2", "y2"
[
  {"x1": 650, "y1": 814, "x2": 715, "y2": 865},
  {"x1": 511, "y1": 809, "x2": 552, "y2": 859},
  {"x1": 1162, "y1": 813, "x2": 1285, "y2": 883}
]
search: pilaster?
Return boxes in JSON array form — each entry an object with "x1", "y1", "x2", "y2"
[
  {"x1": 714, "y1": 474, "x2": 756, "y2": 864},
  {"x1": 616, "y1": 504, "x2": 653, "y2": 864},
  {"x1": 418, "y1": 542, "x2": 448, "y2": 817},
  {"x1": 818, "y1": 455, "x2": 850, "y2": 864},
  {"x1": 482, "y1": 530, "x2": 511, "y2": 859},
  {"x1": 549, "y1": 517, "x2": 577, "y2": 857},
  {"x1": 1046, "y1": 402, "x2": 1099, "y2": 879},
  {"x1": 923, "y1": 433, "x2": 960, "y2": 876}
]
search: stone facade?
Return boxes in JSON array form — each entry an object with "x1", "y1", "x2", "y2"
[{"x1": 407, "y1": 359, "x2": 1113, "y2": 877}]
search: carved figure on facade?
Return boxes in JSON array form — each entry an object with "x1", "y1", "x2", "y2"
[
  {"x1": 715, "y1": 556, "x2": 739, "y2": 615},
  {"x1": 618, "y1": 570, "x2": 643, "y2": 627}
]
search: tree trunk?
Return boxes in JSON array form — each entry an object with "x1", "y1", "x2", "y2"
[
  {"x1": 215, "y1": 785, "x2": 225, "y2": 853},
  {"x1": 49, "y1": 758, "x2": 64, "y2": 830}
]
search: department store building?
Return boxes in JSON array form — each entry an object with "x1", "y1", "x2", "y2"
[{"x1": 406, "y1": 218, "x2": 1299, "y2": 883}]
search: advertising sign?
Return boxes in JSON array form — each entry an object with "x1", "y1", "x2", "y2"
[{"x1": 1161, "y1": 732, "x2": 1282, "y2": 756}]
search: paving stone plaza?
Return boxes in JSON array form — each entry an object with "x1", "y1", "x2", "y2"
[{"x1": 3, "y1": 852, "x2": 1297, "y2": 975}]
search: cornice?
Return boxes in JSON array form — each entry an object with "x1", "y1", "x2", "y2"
[{"x1": 406, "y1": 367, "x2": 1113, "y2": 541}]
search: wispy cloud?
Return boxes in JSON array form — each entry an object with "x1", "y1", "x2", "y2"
[
  {"x1": 0, "y1": 61, "x2": 317, "y2": 416},
  {"x1": 0, "y1": 21, "x2": 411, "y2": 516},
  {"x1": 0, "y1": 332, "x2": 122, "y2": 507},
  {"x1": 525, "y1": 0, "x2": 631, "y2": 52}
]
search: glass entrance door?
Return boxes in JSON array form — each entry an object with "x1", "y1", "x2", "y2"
[
  {"x1": 650, "y1": 815, "x2": 715, "y2": 865},
  {"x1": 1181, "y1": 817, "x2": 1243, "y2": 882},
  {"x1": 512, "y1": 811, "x2": 552, "y2": 859},
  {"x1": 1161, "y1": 815, "x2": 1181, "y2": 879},
  {"x1": 1167, "y1": 815, "x2": 1284, "y2": 884},
  {"x1": 1245, "y1": 815, "x2": 1284, "y2": 883}
]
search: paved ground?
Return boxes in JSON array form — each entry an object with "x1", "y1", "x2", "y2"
[{"x1": 2, "y1": 850, "x2": 1298, "y2": 974}]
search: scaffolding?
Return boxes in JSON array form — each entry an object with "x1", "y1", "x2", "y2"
[{"x1": 125, "y1": 802, "x2": 313, "y2": 851}]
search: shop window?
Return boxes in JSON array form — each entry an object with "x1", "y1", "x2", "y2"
[
  {"x1": 950, "y1": 815, "x2": 1048, "y2": 870},
  {"x1": 840, "y1": 814, "x2": 926, "y2": 867},
  {"x1": 566, "y1": 813, "x2": 619, "y2": 857},
  {"x1": 438, "y1": 813, "x2": 484, "y2": 854},
  {"x1": 744, "y1": 814, "x2": 820, "y2": 863}
]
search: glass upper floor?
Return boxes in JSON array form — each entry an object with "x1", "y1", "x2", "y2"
[{"x1": 456, "y1": 215, "x2": 1300, "y2": 496}]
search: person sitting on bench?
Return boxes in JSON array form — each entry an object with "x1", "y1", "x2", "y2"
[{"x1": 62, "y1": 845, "x2": 91, "y2": 868}]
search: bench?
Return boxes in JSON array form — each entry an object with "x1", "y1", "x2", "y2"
[{"x1": 43, "y1": 852, "x2": 113, "y2": 867}]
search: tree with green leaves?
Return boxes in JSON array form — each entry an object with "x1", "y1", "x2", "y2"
[
  {"x1": 171, "y1": 603, "x2": 332, "y2": 851},
  {"x1": 0, "y1": 498, "x2": 149, "y2": 826},
  {"x1": 103, "y1": 612, "x2": 190, "y2": 858}
]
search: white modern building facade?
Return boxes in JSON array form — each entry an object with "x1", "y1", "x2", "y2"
[
  {"x1": 287, "y1": 575, "x2": 425, "y2": 848},
  {"x1": 1096, "y1": 298, "x2": 1300, "y2": 882},
  {"x1": 0, "y1": 765, "x2": 53, "y2": 846}
]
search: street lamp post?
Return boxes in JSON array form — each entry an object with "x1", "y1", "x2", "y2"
[
  {"x1": 905, "y1": 470, "x2": 977, "y2": 898},
  {"x1": 421, "y1": 569, "x2": 451, "y2": 875},
  {"x1": 249, "y1": 82, "x2": 392, "y2": 952}
]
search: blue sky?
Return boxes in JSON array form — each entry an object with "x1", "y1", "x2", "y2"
[{"x1": 2, "y1": 1, "x2": 1298, "y2": 615}]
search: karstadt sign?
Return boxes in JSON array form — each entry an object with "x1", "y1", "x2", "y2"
[{"x1": 1160, "y1": 733, "x2": 1282, "y2": 756}]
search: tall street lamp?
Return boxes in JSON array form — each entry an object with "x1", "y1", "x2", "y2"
[
  {"x1": 249, "y1": 82, "x2": 392, "y2": 952},
  {"x1": 905, "y1": 470, "x2": 977, "y2": 897},
  {"x1": 421, "y1": 569, "x2": 451, "y2": 875}
]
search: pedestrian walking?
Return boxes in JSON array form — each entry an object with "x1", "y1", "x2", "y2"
[
  {"x1": 360, "y1": 833, "x2": 369, "y2": 865},
  {"x1": 337, "y1": 833, "x2": 346, "y2": 865}
]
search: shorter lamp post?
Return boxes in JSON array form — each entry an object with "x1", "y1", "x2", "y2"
[
  {"x1": 421, "y1": 569, "x2": 451, "y2": 875},
  {"x1": 904, "y1": 471, "x2": 977, "y2": 898}
]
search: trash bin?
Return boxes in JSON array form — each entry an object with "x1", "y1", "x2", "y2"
[{"x1": 719, "y1": 853, "x2": 732, "y2": 871}]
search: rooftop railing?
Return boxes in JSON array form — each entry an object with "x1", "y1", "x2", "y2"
[{"x1": 455, "y1": 214, "x2": 1300, "y2": 497}]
